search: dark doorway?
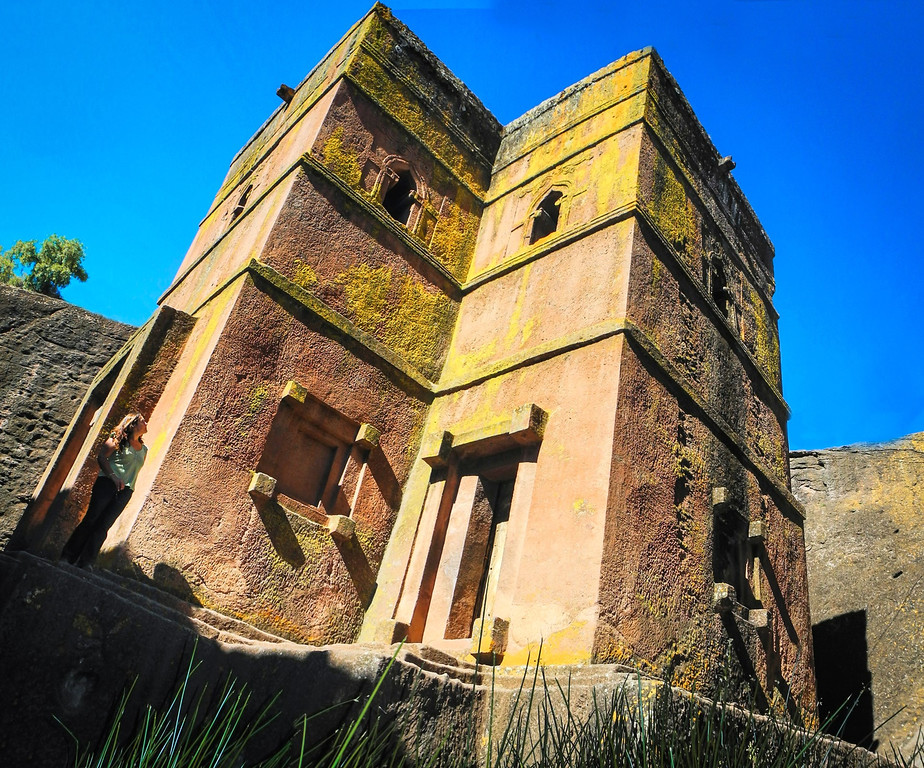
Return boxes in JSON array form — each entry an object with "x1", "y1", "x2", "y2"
[{"x1": 813, "y1": 610, "x2": 876, "y2": 749}]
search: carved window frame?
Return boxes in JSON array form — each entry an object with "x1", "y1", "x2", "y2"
[
  {"x1": 525, "y1": 182, "x2": 571, "y2": 247},
  {"x1": 711, "y1": 487, "x2": 767, "y2": 628},
  {"x1": 249, "y1": 381, "x2": 380, "y2": 539},
  {"x1": 230, "y1": 184, "x2": 253, "y2": 223},
  {"x1": 373, "y1": 156, "x2": 427, "y2": 236}
]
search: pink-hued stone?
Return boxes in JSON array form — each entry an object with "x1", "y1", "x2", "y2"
[{"x1": 22, "y1": 4, "x2": 815, "y2": 721}]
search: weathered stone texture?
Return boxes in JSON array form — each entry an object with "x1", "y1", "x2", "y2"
[
  {"x1": 0, "y1": 286, "x2": 133, "y2": 547},
  {"x1": 793, "y1": 434, "x2": 924, "y2": 759},
  {"x1": 0, "y1": 552, "x2": 877, "y2": 768},
  {"x1": 14, "y1": 3, "x2": 811, "y2": 732},
  {"x1": 113, "y1": 278, "x2": 428, "y2": 643}
]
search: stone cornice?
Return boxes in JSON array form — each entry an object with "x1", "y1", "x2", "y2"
[
  {"x1": 160, "y1": 151, "x2": 465, "y2": 308},
  {"x1": 353, "y1": 37, "x2": 497, "y2": 173},
  {"x1": 165, "y1": 151, "x2": 788, "y2": 435},
  {"x1": 463, "y1": 203, "x2": 789, "y2": 421}
]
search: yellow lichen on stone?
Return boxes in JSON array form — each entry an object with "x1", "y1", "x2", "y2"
[
  {"x1": 431, "y1": 186, "x2": 481, "y2": 280},
  {"x1": 392, "y1": 276, "x2": 454, "y2": 372},
  {"x1": 657, "y1": 630, "x2": 713, "y2": 693},
  {"x1": 322, "y1": 126, "x2": 362, "y2": 188},
  {"x1": 335, "y1": 263, "x2": 453, "y2": 376},
  {"x1": 651, "y1": 254, "x2": 664, "y2": 291},
  {"x1": 293, "y1": 259, "x2": 319, "y2": 291},
  {"x1": 503, "y1": 621, "x2": 592, "y2": 666},
  {"x1": 345, "y1": 29, "x2": 486, "y2": 196},
  {"x1": 594, "y1": 635, "x2": 635, "y2": 665},
  {"x1": 572, "y1": 499, "x2": 595, "y2": 517},
  {"x1": 590, "y1": 131, "x2": 639, "y2": 216},
  {"x1": 748, "y1": 285, "x2": 781, "y2": 384},
  {"x1": 353, "y1": 524, "x2": 377, "y2": 557},
  {"x1": 503, "y1": 262, "x2": 531, "y2": 346},
  {"x1": 249, "y1": 384, "x2": 268, "y2": 415},
  {"x1": 649, "y1": 154, "x2": 698, "y2": 261},
  {"x1": 339, "y1": 263, "x2": 391, "y2": 328}
]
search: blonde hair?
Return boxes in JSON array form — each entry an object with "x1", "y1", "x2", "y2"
[{"x1": 111, "y1": 413, "x2": 144, "y2": 451}]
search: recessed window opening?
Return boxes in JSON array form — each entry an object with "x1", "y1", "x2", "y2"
[
  {"x1": 231, "y1": 185, "x2": 253, "y2": 222},
  {"x1": 713, "y1": 506, "x2": 758, "y2": 608},
  {"x1": 256, "y1": 396, "x2": 356, "y2": 513},
  {"x1": 383, "y1": 171, "x2": 416, "y2": 225},
  {"x1": 529, "y1": 190, "x2": 563, "y2": 244},
  {"x1": 711, "y1": 257, "x2": 728, "y2": 317}
]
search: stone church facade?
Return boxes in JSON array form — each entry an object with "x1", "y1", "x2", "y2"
[{"x1": 16, "y1": 4, "x2": 816, "y2": 719}]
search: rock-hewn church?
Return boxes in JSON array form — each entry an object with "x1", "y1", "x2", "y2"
[{"x1": 13, "y1": 0, "x2": 816, "y2": 737}]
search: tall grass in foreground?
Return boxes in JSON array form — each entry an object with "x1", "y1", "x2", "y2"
[{"x1": 66, "y1": 652, "x2": 923, "y2": 768}]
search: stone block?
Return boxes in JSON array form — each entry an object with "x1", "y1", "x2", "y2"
[
  {"x1": 748, "y1": 520, "x2": 765, "y2": 542},
  {"x1": 509, "y1": 403, "x2": 549, "y2": 443},
  {"x1": 746, "y1": 608, "x2": 769, "y2": 628},
  {"x1": 470, "y1": 616, "x2": 509, "y2": 661},
  {"x1": 712, "y1": 582, "x2": 737, "y2": 613},
  {"x1": 422, "y1": 431, "x2": 454, "y2": 468},
  {"x1": 248, "y1": 471, "x2": 277, "y2": 502},
  {"x1": 712, "y1": 486, "x2": 731, "y2": 511},
  {"x1": 368, "y1": 619, "x2": 409, "y2": 644},
  {"x1": 327, "y1": 514, "x2": 356, "y2": 543},
  {"x1": 355, "y1": 423, "x2": 381, "y2": 449},
  {"x1": 281, "y1": 379, "x2": 308, "y2": 404}
]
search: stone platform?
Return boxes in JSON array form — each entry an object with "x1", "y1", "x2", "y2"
[{"x1": 0, "y1": 551, "x2": 883, "y2": 767}]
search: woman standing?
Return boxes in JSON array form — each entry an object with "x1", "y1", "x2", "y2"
[{"x1": 61, "y1": 412, "x2": 148, "y2": 567}]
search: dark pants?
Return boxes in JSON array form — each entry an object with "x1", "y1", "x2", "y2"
[{"x1": 61, "y1": 476, "x2": 133, "y2": 567}]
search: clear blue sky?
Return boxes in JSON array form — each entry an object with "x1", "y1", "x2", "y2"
[{"x1": 2, "y1": 0, "x2": 922, "y2": 450}]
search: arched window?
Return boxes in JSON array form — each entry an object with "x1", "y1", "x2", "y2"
[
  {"x1": 382, "y1": 170, "x2": 416, "y2": 226},
  {"x1": 529, "y1": 190, "x2": 563, "y2": 244}
]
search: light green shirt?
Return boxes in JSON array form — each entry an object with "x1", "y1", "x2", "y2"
[{"x1": 101, "y1": 443, "x2": 148, "y2": 489}]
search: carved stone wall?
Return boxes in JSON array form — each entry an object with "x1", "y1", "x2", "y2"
[
  {"x1": 0, "y1": 286, "x2": 133, "y2": 548},
  {"x1": 793, "y1": 434, "x2": 924, "y2": 759},
  {"x1": 10, "y1": 3, "x2": 813, "y2": 725}
]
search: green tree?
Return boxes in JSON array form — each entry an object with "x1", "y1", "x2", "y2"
[{"x1": 0, "y1": 234, "x2": 88, "y2": 298}]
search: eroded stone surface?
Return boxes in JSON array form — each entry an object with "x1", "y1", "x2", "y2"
[
  {"x1": 16, "y1": 3, "x2": 812, "y2": 724},
  {"x1": 0, "y1": 286, "x2": 132, "y2": 547},
  {"x1": 793, "y1": 434, "x2": 924, "y2": 760}
]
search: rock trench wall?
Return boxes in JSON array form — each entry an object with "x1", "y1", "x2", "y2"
[
  {"x1": 0, "y1": 286, "x2": 133, "y2": 548},
  {"x1": 793, "y1": 434, "x2": 924, "y2": 760}
]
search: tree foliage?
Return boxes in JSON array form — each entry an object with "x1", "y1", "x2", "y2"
[{"x1": 0, "y1": 234, "x2": 88, "y2": 298}]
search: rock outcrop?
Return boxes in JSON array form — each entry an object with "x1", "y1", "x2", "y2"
[
  {"x1": 0, "y1": 286, "x2": 133, "y2": 548},
  {"x1": 793, "y1": 434, "x2": 924, "y2": 759}
]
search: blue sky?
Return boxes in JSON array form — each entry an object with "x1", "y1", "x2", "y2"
[{"x1": 2, "y1": 0, "x2": 922, "y2": 450}]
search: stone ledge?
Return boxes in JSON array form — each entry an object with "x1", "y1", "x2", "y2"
[{"x1": 0, "y1": 550, "x2": 885, "y2": 767}]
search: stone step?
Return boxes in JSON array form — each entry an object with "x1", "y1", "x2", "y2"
[{"x1": 0, "y1": 550, "x2": 294, "y2": 647}]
